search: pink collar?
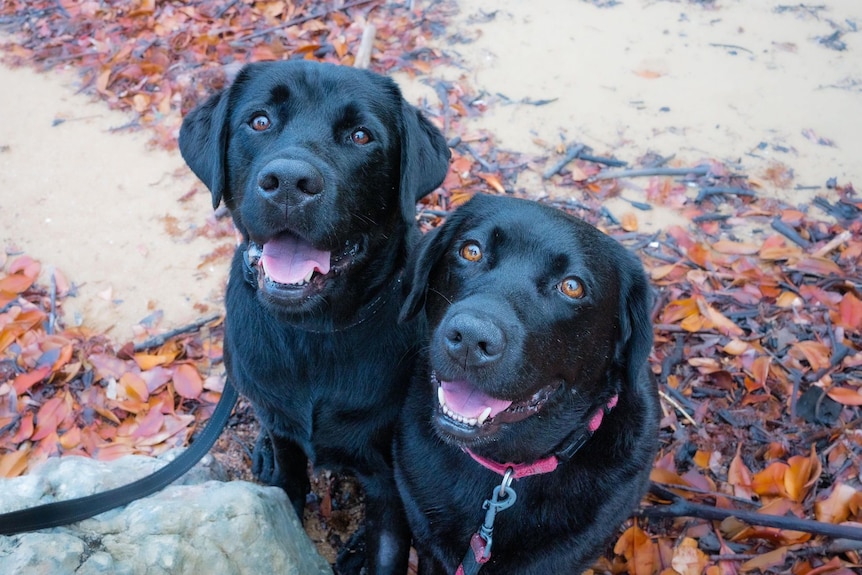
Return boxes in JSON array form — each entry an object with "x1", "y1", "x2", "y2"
[{"x1": 462, "y1": 394, "x2": 618, "y2": 478}]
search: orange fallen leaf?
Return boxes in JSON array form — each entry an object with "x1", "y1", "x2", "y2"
[
  {"x1": 172, "y1": 364, "x2": 203, "y2": 399},
  {"x1": 711, "y1": 240, "x2": 760, "y2": 255},
  {"x1": 12, "y1": 365, "x2": 52, "y2": 395},
  {"x1": 613, "y1": 525, "x2": 658, "y2": 575},
  {"x1": 784, "y1": 446, "x2": 821, "y2": 503},
  {"x1": 825, "y1": 386, "x2": 862, "y2": 406},
  {"x1": 478, "y1": 173, "x2": 505, "y2": 194},
  {"x1": 751, "y1": 461, "x2": 789, "y2": 499},
  {"x1": 31, "y1": 395, "x2": 70, "y2": 441},
  {"x1": 671, "y1": 537, "x2": 709, "y2": 575},
  {"x1": 789, "y1": 340, "x2": 832, "y2": 371},
  {"x1": 814, "y1": 483, "x2": 860, "y2": 524},
  {"x1": 0, "y1": 445, "x2": 31, "y2": 478},
  {"x1": 59, "y1": 426, "x2": 82, "y2": 450},
  {"x1": 837, "y1": 292, "x2": 862, "y2": 330},
  {"x1": 728, "y1": 444, "x2": 754, "y2": 500},
  {"x1": 133, "y1": 350, "x2": 176, "y2": 370},
  {"x1": 10, "y1": 412, "x2": 35, "y2": 444},
  {"x1": 621, "y1": 212, "x2": 638, "y2": 232},
  {"x1": 739, "y1": 546, "x2": 787, "y2": 572}
]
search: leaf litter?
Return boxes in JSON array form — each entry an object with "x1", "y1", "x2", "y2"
[{"x1": 1, "y1": 0, "x2": 861, "y2": 573}]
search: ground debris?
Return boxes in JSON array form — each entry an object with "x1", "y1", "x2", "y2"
[{"x1": 1, "y1": 0, "x2": 861, "y2": 573}]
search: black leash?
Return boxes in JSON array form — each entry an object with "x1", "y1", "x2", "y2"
[{"x1": 0, "y1": 379, "x2": 238, "y2": 536}]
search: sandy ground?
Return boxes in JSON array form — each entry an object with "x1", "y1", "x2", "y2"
[{"x1": 1, "y1": 0, "x2": 859, "y2": 341}]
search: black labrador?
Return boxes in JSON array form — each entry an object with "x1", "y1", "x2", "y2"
[
  {"x1": 178, "y1": 60, "x2": 450, "y2": 575},
  {"x1": 394, "y1": 194, "x2": 660, "y2": 574}
]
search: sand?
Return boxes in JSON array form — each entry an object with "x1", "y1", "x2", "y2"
[{"x1": 1, "y1": 0, "x2": 858, "y2": 341}]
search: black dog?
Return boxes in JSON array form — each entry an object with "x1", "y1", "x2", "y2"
[
  {"x1": 394, "y1": 194, "x2": 660, "y2": 574},
  {"x1": 178, "y1": 60, "x2": 450, "y2": 575}
]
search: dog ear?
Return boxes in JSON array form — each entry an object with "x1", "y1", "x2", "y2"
[
  {"x1": 615, "y1": 255, "x2": 654, "y2": 387},
  {"x1": 178, "y1": 90, "x2": 230, "y2": 210},
  {"x1": 399, "y1": 223, "x2": 451, "y2": 323},
  {"x1": 398, "y1": 104, "x2": 451, "y2": 227}
]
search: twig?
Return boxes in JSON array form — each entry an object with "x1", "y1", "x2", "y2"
[
  {"x1": 578, "y1": 153, "x2": 627, "y2": 168},
  {"x1": 48, "y1": 267, "x2": 57, "y2": 336},
  {"x1": 133, "y1": 313, "x2": 222, "y2": 352},
  {"x1": 354, "y1": 23, "x2": 376, "y2": 69},
  {"x1": 770, "y1": 217, "x2": 812, "y2": 248},
  {"x1": 231, "y1": 0, "x2": 379, "y2": 44},
  {"x1": 542, "y1": 144, "x2": 585, "y2": 179},
  {"x1": 215, "y1": 0, "x2": 240, "y2": 18},
  {"x1": 695, "y1": 186, "x2": 756, "y2": 203},
  {"x1": 691, "y1": 214, "x2": 732, "y2": 223},
  {"x1": 709, "y1": 43, "x2": 754, "y2": 55},
  {"x1": 588, "y1": 165, "x2": 711, "y2": 182},
  {"x1": 465, "y1": 144, "x2": 496, "y2": 172},
  {"x1": 432, "y1": 81, "x2": 453, "y2": 137},
  {"x1": 812, "y1": 230, "x2": 852, "y2": 257},
  {"x1": 642, "y1": 484, "x2": 862, "y2": 541},
  {"x1": 659, "y1": 389, "x2": 697, "y2": 426}
]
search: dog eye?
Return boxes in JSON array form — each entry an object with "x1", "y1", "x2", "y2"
[
  {"x1": 251, "y1": 115, "x2": 271, "y2": 131},
  {"x1": 459, "y1": 242, "x2": 483, "y2": 262},
  {"x1": 351, "y1": 128, "x2": 372, "y2": 145},
  {"x1": 558, "y1": 277, "x2": 585, "y2": 299}
]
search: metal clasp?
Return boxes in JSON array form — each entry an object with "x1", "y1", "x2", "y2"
[{"x1": 477, "y1": 467, "x2": 517, "y2": 558}]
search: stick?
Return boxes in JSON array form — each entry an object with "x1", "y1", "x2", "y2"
[
  {"x1": 48, "y1": 267, "x2": 57, "y2": 336},
  {"x1": 354, "y1": 23, "x2": 376, "y2": 69},
  {"x1": 659, "y1": 389, "x2": 697, "y2": 426},
  {"x1": 812, "y1": 230, "x2": 852, "y2": 258},
  {"x1": 542, "y1": 144, "x2": 585, "y2": 179},
  {"x1": 588, "y1": 165, "x2": 711, "y2": 182},
  {"x1": 770, "y1": 217, "x2": 811, "y2": 248},
  {"x1": 133, "y1": 313, "x2": 223, "y2": 352},
  {"x1": 578, "y1": 153, "x2": 627, "y2": 168},
  {"x1": 465, "y1": 144, "x2": 496, "y2": 172},
  {"x1": 641, "y1": 484, "x2": 862, "y2": 541},
  {"x1": 691, "y1": 214, "x2": 732, "y2": 223},
  {"x1": 695, "y1": 186, "x2": 756, "y2": 203},
  {"x1": 231, "y1": 0, "x2": 380, "y2": 44}
]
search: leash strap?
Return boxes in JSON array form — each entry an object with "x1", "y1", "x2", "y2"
[
  {"x1": 457, "y1": 468, "x2": 516, "y2": 575},
  {"x1": 0, "y1": 379, "x2": 238, "y2": 535}
]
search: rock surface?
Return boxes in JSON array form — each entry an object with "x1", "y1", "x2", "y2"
[{"x1": 0, "y1": 451, "x2": 332, "y2": 575}]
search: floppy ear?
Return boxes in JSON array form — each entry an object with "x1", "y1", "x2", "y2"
[
  {"x1": 398, "y1": 103, "x2": 451, "y2": 227},
  {"x1": 399, "y1": 220, "x2": 459, "y2": 323},
  {"x1": 178, "y1": 90, "x2": 230, "y2": 210},
  {"x1": 615, "y1": 253, "x2": 655, "y2": 387}
]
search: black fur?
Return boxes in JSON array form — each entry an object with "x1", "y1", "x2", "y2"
[
  {"x1": 179, "y1": 60, "x2": 450, "y2": 575},
  {"x1": 395, "y1": 194, "x2": 659, "y2": 574}
]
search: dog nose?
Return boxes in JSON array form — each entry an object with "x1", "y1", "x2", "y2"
[
  {"x1": 444, "y1": 313, "x2": 505, "y2": 367},
  {"x1": 257, "y1": 159, "x2": 324, "y2": 202}
]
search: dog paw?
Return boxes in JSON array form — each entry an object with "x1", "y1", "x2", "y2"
[
  {"x1": 251, "y1": 431, "x2": 279, "y2": 484},
  {"x1": 335, "y1": 524, "x2": 367, "y2": 575}
]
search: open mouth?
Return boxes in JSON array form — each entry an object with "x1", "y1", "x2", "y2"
[
  {"x1": 432, "y1": 371, "x2": 560, "y2": 431},
  {"x1": 245, "y1": 231, "x2": 361, "y2": 294}
]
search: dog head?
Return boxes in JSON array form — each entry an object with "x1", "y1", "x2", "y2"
[
  {"x1": 401, "y1": 194, "x2": 653, "y2": 459},
  {"x1": 179, "y1": 60, "x2": 450, "y2": 326}
]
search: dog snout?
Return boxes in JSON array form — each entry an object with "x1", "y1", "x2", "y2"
[
  {"x1": 443, "y1": 312, "x2": 506, "y2": 367},
  {"x1": 257, "y1": 158, "x2": 324, "y2": 203}
]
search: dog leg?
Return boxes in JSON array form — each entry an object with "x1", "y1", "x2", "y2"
[
  {"x1": 252, "y1": 430, "x2": 310, "y2": 520},
  {"x1": 336, "y1": 477, "x2": 410, "y2": 575}
]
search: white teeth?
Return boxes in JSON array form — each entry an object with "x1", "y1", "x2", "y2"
[
  {"x1": 437, "y1": 386, "x2": 488, "y2": 427},
  {"x1": 303, "y1": 269, "x2": 315, "y2": 283}
]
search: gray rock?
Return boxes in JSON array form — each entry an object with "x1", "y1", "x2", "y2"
[{"x1": 0, "y1": 452, "x2": 333, "y2": 575}]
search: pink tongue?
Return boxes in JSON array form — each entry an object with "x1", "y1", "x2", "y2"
[
  {"x1": 261, "y1": 233, "x2": 331, "y2": 285},
  {"x1": 441, "y1": 380, "x2": 512, "y2": 419}
]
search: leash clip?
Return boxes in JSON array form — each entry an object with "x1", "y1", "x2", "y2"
[{"x1": 477, "y1": 467, "x2": 517, "y2": 559}]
